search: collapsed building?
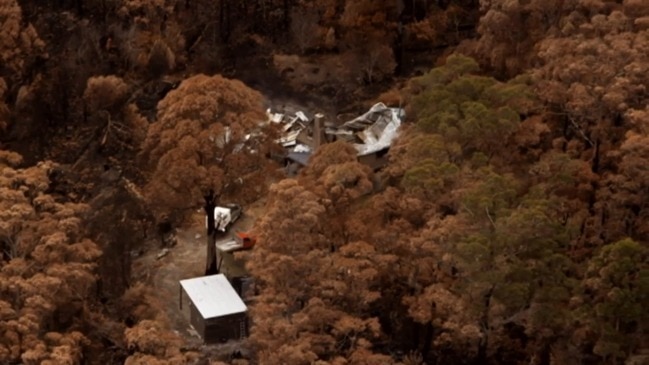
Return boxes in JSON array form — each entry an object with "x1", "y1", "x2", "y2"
[{"x1": 267, "y1": 102, "x2": 405, "y2": 172}]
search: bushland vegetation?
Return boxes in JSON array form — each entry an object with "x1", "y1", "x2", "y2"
[{"x1": 1, "y1": 0, "x2": 647, "y2": 364}]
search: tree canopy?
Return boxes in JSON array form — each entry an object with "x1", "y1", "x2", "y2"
[
  {"x1": 1, "y1": 0, "x2": 648, "y2": 363},
  {"x1": 139, "y1": 74, "x2": 274, "y2": 220}
]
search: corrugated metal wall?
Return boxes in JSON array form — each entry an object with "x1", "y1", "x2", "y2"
[{"x1": 203, "y1": 313, "x2": 248, "y2": 343}]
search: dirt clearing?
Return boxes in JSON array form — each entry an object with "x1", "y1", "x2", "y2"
[{"x1": 132, "y1": 198, "x2": 265, "y2": 352}]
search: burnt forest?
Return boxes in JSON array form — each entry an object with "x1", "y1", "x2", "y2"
[{"x1": 0, "y1": 0, "x2": 648, "y2": 364}]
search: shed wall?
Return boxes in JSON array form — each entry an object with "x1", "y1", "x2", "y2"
[
  {"x1": 204, "y1": 312, "x2": 248, "y2": 343},
  {"x1": 189, "y1": 302, "x2": 205, "y2": 337}
]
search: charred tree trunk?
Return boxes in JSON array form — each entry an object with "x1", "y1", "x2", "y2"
[
  {"x1": 394, "y1": 22, "x2": 405, "y2": 75},
  {"x1": 538, "y1": 341, "x2": 551, "y2": 365},
  {"x1": 220, "y1": 0, "x2": 231, "y2": 42},
  {"x1": 475, "y1": 285, "x2": 495, "y2": 365},
  {"x1": 592, "y1": 138, "x2": 601, "y2": 173},
  {"x1": 421, "y1": 322, "x2": 434, "y2": 361},
  {"x1": 204, "y1": 189, "x2": 219, "y2": 275},
  {"x1": 283, "y1": 0, "x2": 291, "y2": 31}
]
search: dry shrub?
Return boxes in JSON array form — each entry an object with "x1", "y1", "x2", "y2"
[
  {"x1": 0, "y1": 77, "x2": 6, "y2": 98},
  {"x1": 635, "y1": 16, "x2": 649, "y2": 30},
  {"x1": 147, "y1": 39, "x2": 175, "y2": 78},
  {"x1": 118, "y1": 283, "x2": 166, "y2": 322},
  {"x1": 0, "y1": 150, "x2": 23, "y2": 167},
  {"x1": 272, "y1": 53, "x2": 301, "y2": 74},
  {"x1": 376, "y1": 87, "x2": 403, "y2": 107},
  {"x1": 0, "y1": 0, "x2": 46, "y2": 77},
  {"x1": 83, "y1": 75, "x2": 129, "y2": 113},
  {"x1": 401, "y1": 351, "x2": 424, "y2": 365},
  {"x1": 272, "y1": 53, "x2": 357, "y2": 94},
  {"x1": 624, "y1": 0, "x2": 649, "y2": 17},
  {"x1": 124, "y1": 320, "x2": 180, "y2": 357}
]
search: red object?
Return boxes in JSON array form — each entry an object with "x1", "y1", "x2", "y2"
[{"x1": 235, "y1": 232, "x2": 257, "y2": 249}]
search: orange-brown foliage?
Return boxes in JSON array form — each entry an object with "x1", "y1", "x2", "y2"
[{"x1": 139, "y1": 74, "x2": 275, "y2": 220}]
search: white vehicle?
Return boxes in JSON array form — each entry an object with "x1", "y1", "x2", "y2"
[{"x1": 206, "y1": 204, "x2": 242, "y2": 232}]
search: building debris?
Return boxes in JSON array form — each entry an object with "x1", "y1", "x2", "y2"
[
  {"x1": 205, "y1": 101, "x2": 403, "y2": 172},
  {"x1": 187, "y1": 327, "x2": 201, "y2": 339},
  {"x1": 215, "y1": 232, "x2": 257, "y2": 253},
  {"x1": 205, "y1": 204, "x2": 242, "y2": 232},
  {"x1": 162, "y1": 233, "x2": 177, "y2": 247},
  {"x1": 156, "y1": 248, "x2": 170, "y2": 260},
  {"x1": 340, "y1": 103, "x2": 404, "y2": 156},
  {"x1": 268, "y1": 102, "x2": 405, "y2": 171}
]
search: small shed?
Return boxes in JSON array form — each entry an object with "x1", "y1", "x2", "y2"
[{"x1": 179, "y1": 274, "x2": 248, "y2": 343}]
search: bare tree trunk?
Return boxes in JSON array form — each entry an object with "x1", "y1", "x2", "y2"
[
  {"x1": 283, "y1": 0, "x2": 290, "y2": 30},
  {"x1": 421, "y1": 322, "x2": 434, "y2": 360},
  {"x1": 204, "y1": 189, "x2": 219, "y2": 275},
  {"x1": 475, "y1": 285, "x2": 495, "y2": 364},
  {"x1": 220, "y1": 0, "x2": 231, "y2": 42}
]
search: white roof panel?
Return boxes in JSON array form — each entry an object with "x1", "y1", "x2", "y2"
[
  {"x1": 215, "y1": 238, "x2": 245, "y2": 252},
  {"x1": 180, "y1": 274, "x2": 247, "y2": 319}
]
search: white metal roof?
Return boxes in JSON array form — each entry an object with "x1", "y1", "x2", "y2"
[
  {"x1": 345, "y1": 103, "x2": 404, "y2": 156},
  {"x1": 180, "y1": 274, "x2": 247, "y2": 319},
  {"x1": 215, "y1": 238, "x2": 244, "y2": 252}
]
